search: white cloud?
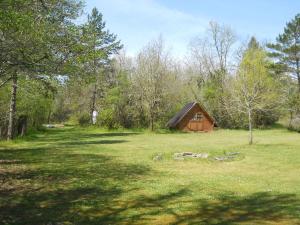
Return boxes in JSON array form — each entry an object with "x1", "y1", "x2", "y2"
[{"x1": 87, "y1": 0, "x2": 209, "y2": 58}]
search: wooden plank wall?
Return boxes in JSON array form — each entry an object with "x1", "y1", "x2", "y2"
[{"x1": 176, "y1": 104, "x2": 214, "y2": 132}]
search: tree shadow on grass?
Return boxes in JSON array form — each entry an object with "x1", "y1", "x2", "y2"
[
  {"x1": 61, "y1": 139, "x2": 128, "y2": 146},
  {"x1": 170, "y1": 192, "x2": 300, "y2": 225},
  {"x1": 0, "y1": 148, "x2": 152, "y2": 225},
  {"x1": 1, "y1": 145, "x2": 300, "y2": 225},
  {"x1": 1, "y1": 143, "x2": 300, "y2": 224},
  {"x1": 2, "y1": 185, "x2": 299, "y2": 225},
  {"x1": 23, "y1": 128, "x2": 140, "y2": 144},
  {"x1": 81, "y1": 132, "x2": 140, "y2": 138},
  {"x1": 19, "y1": 129, "x2": 140, "y2": 149},
  {"x1": 0, "y1": 148, "x2": 148, "y2": 179}
]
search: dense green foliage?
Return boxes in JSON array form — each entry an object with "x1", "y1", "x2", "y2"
[
  {"x1": 266, "y1": 14, "x2": 300, "y2": 130},
  {"x1": 0, "y1": 1, "x2": 300, "y2": 140},
  {"x1": 0, "y1": 0, "x2": 84, "y2": 138},
  {"x1": 232, "y1": 44, "x2": 280, "y2": 143},
  {"x1": 267, "y1": 14, "x2": 300, "y2": 89}
]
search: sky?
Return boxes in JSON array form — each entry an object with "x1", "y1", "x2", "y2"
[{"x1": 83, "y1": 0, "x2": 300, "y2": 58}]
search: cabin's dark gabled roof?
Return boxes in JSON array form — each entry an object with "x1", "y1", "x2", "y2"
[
  {"x1": 166, "y1": 102, "x2": 197, "y2": 128},
  {"x1": 166, "y1": 102, "x2": 217, "y2": 128}
]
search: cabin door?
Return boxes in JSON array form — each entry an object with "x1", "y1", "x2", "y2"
[
  {"x1": 189, "y1": 121, "x2": 203, "y2": 131},
  {"x1": 188, "y1": 112, "x2": 204, "y2": 131}
]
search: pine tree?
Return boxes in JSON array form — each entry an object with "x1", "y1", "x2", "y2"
[
  {"x1": 267, "y1": 14, "x2": 300, "y2": 90},
  {"x1": 80, "y1": 8, "x2": 122, "y2": 123},
  {"x1": 248, "y1": 36, "x2": 260, "y2": 49}
]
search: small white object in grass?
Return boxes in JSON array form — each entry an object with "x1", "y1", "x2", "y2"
[
  {"x1": 92, "y1": 110, "x2": 98, "y2": 125},
  {"x1": 153, "y1": 153, "x2": 163, "y2": 161},
  {"x1": 44, "y1": 124, "x2": 55, "y2": 128}
]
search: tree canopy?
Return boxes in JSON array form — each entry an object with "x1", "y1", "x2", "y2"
[
  {"x1": 0, "y1": 2, "x2": 300, "y2": 141},
  {"x1": 267, "y1": 14, "x2": 300, "y2": 89}
]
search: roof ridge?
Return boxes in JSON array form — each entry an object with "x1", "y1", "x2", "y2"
[{"x1": 166, "y1": 102, "x2": 196, "y2": 128}]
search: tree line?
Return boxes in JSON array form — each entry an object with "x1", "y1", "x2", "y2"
[{"x1": 0, "y1": 0, "x2": 299, "y2": 144}]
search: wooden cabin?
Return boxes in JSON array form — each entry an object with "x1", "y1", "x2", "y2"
[{"x1": 166, "y1": 102, "x2": 216, "y2": 132}]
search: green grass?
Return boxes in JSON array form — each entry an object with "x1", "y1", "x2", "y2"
[{"x1": 0, "y1": 127, "x2": 300, "y2": 224}]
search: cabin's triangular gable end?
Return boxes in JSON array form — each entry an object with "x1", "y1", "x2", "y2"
[
  {"x1": 167, "y1": 102, "x2": 216, "y2": 129},
  {"x1": 195, "y1": 103, "x2": 217, "y2": 127}
]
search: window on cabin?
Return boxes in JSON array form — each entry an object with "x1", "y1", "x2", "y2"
[{"x1": 192, "y1": 112, "x2": 204, "y2": 121}]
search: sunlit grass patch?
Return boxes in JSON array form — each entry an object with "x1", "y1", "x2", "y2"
[{"x1": 0, "y1": 127, "x2": 299, "y2": 224}]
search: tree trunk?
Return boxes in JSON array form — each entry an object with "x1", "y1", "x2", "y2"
[
  {"x1": 47, "y1": 109, "x2": 51, "y2": 124},
  {"x1": 17, "y1": 115, "x2": 27, "y2": 137},
  {"x1": 20, "y1": 122, "x2": 27, "y2": 137},
  {"x1": 289, "y1": 111, "x2": 293, "y2": 128},
  {"x1": 149, "y1": 107, "x2": 154, "y2": 131},
  {"x1": 248, "y1": 109, "x2": 253, "y2": 145},
  {"x1": 90, "y1": 35, "x2": 97, "y2": 125},
  {"x1": 150, "y1": 116, "x2": 154, "y2": 131},
  {"x1": 7, "y1": 73, "x2": 18, "y2": 140},
  {"x1": 297, "y1": 59, "x2": 300, "y2": 92},
  {"x1": 90, "y1": 84, "x2": 97, "y2": 124}
]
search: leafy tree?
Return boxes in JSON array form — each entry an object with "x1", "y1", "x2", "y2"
[
  {"x1": 0, "y1": 76, "x2": 55, "y2": 137},
  {"x1": 267, "y1": 14, "x2": 300, "y2": 90},
  {"x1": 232, "y1": 47, "x2": 279, "y2": 144},
  {"x1": 281, "y1": 78, "x2": 300, "y2": 126},
  {"x1": 0, "y1": 0, "x2": 83, "y2": 139},
  {"x1": 133, "y1": 37, "x2": 182, "y2": 130},
  {"x1": 187, "y1": 21, "x2": 236, "y2": 127}
]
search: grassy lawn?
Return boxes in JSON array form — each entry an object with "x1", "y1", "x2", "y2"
[{"x1": 0, "y1": 127, "x2": 300, "y2": 225}]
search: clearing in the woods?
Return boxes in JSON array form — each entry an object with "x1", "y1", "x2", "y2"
[{"x1": 0, "y1": 127, "x2": 300, "y2": 224}]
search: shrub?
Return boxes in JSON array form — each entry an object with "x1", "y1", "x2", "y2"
[
  {"x1": 100, "y1": 108, "x2": 119, "y2": 129},
  {"x1": 78, "y1": 114, "x2": 90, "y2": 126},
  {"x1": 253, "y1": 109, "x2": 280, "y2": 128}
]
